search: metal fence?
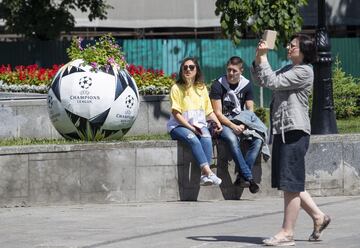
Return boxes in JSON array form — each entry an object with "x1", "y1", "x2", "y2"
[{"x1": 1, "y1": 37, "x2": 359, "y2": 107}]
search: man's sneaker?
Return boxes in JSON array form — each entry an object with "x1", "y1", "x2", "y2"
[
  {"x1": 208, "y1": 173, "x2": 222, "y2": 186},
  {"x1": 200, "y1": 175, "x2": 213, "y2": 186},
  {"x1": 249, "y1": 179, "x2": 260, "y2": 194},
  {"x1": 234, "y1": 175, "x2": 250, "y2": 188}
]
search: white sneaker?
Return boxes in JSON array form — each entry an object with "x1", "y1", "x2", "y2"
[
  {"x1": 200, "y1": 175, "x2": 213, "y2": 186},
  {"x1": 208, "y1": 173, "x2": 222, "y2": 186}
]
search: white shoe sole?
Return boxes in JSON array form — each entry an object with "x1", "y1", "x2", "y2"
[{"x1": 200, "y1": 181, "x2": 213, "y2": 186}]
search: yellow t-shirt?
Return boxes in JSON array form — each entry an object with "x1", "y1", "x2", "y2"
[{"x1": 167, "y1": 83, "x2": 213, "y2": 132}]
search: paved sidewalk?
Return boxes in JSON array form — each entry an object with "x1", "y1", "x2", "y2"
[{"x1": 1, "y1": 196, "x2": 359, "y2": 248}]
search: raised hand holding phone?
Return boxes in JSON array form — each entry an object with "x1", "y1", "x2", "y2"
[{"x1": 262, "y1": 30, "x2": 277, "y2": 49}]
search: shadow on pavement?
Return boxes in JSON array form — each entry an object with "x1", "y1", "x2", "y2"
[{"x1": 187, "y1": 235, "x2": 264, "y2": 244}]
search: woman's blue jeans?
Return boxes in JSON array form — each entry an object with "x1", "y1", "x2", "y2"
[
  {"x1": 219, "y1": 125, "x2": 262, "y2": 180},
  {"x1": 170, "y1": 126, "x2": 212, "y2": 169}
]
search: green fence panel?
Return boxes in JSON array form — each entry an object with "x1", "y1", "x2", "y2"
[
  {"x1": 122, "y1": 39, "x2": 162, "y2": 70},
  {"x1": 331, "y1": 38, "x2": 360, "y2": 77},
  {"x1": 0, "y1": 40, "x2": 70, "y2": 67},
  {"x1": 1, "y1": 37, "x2": 359, "y2": 107},
  {"x1": 122, "y1": 37, "x2": 360, "y2": 107},
  {"x1": 123, "y1": 39, "x2": 290, "y2": 107}
]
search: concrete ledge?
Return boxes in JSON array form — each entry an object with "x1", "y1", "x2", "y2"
[
  {"x1": 0, "y1": 134, "x2": 359, "y2": 206},
  {"x1": 0, "y1": 94, "x2": 170, "y2": 138}
]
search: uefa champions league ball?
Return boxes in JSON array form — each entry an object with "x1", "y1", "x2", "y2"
[{"x1": 47, "y1": 59, "x2": 140, "y2": 140}]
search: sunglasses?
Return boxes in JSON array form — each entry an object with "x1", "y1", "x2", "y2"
[
  {"x1": 287, "y1": 43, "x2": 298, "y2": 49},
  {"x1": 183, "y1": 65, "x2": 196, "y2": 71}
]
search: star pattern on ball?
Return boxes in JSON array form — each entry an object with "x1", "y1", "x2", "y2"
[
  {"x1": 78, "y1": 76, "x2": 93, "y2": 89},
  {"x1": 47, "y1": 95, "x2": 53, "y2": 108},
  {"x1": 125, "y1": 95, "x2": 135, "y2": 109}
]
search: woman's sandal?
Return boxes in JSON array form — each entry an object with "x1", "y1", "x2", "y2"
[
  {"x1": 263, "y1": 236, "x2": 295, "y2": 246},
  {"x1": 309, "y1": 214, "x2": 331, "y2": 241}
]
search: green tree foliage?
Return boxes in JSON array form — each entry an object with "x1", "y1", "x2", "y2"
[
  {"x1": 214, "y1": 0, "x2": 308, "y2": 46},
  {"x1": 0, "y1": 0, "x2": 112, "y2": 40}
]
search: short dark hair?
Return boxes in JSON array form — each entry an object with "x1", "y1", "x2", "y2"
[
  {"x1": 291, "y1": 34, "x2": 316, "y2": 64},
  {"x1": 226, "y1": 56, "x2": 244, "y2": 67}
]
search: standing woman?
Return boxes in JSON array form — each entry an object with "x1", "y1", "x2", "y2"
[
  {"x1": 251, "y1": 34, "x2": 331, "y2": 246},
  {"x1": 167, "y1": 57, "x2": 223, "y2": 186}
]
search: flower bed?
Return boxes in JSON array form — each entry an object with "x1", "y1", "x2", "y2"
[
  {"x1": 0, "y1": 64, "x2": 62, "y2": 93},
  {"x1": 0, "y1": 63, "x2": 176, "y2": 95},
  {"x1": 127, "y1": 64, "x2": 176, "y2": 95},
  {"x1": 1, "y1": 34, "x2": 176, "y2": 95}
]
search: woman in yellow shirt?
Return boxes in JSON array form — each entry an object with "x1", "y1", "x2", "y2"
[{"x1": 167, "y1": 57, "x2": 223, "y2": 186}]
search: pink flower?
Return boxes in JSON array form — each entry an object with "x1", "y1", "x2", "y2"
[
  {"x1": 107, "y1": 57, "x2": 115, "y2": 64},
  {"x1": 90, "y1": 62, "x2": 98, "y2": 69},
  {"x1": 77, "y1": 37, "x2": 84, "y2": 51}
]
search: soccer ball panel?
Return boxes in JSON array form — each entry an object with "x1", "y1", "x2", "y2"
[
  {"x1": 60, "y1": 71, "x2": 116, "y2": 119},
  {"x1": 124, "y1": 70, "x2": 139, "y2": 100},
  {"x1": 102, "y1": 87, "x2": 139, "y2": 130},
  {"x1": 103, "y1": 129, "x2": 124, "y2": 140},
  {"x1": 47, "y1": 89, "x2": 78, "y2": 134}
]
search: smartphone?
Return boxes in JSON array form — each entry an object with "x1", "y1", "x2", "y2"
[
  {"x1": 262, "y1": 30, "x2": 277, "y2": 49},
  {"x1": 192, "y1": 125, "x2": 203, "y2": 135}
]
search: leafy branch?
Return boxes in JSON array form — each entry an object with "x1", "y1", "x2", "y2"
[{"x1": 215, "y1": 0, "x2": 309, "y2": 46}]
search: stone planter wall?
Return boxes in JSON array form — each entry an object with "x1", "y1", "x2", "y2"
[
  {"x1": 0, "y1": 93, "x2": 170, "y2": 139},
  {"x1": 0, "y1": 134, "x2": 359, "y2": 207}
]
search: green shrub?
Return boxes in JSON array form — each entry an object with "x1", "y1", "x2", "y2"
[
  {"x1": 309, "y1": 58, "x2": 360, "y2": 119},
  {"x1": 67, "y1": 34, "x2": 127, "y2": 71},
  {"x1": 254, "y1": 107, "x2": 267, "y2": 124},
  {"x1": 332, "y1": 58, "x2": 360, "y2": 118}
]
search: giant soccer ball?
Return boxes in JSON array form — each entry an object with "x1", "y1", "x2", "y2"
[{"x1": 47, "y1": 59, "x2": 139, "y2": 140}]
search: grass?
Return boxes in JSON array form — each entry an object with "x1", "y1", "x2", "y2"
[
  {"x1": 0, "y1": 116, "x2": 359, "y2": 147},
  {"x1": 260, "y1": 107, "x2": 360, "y2": 134},
  {"x1": 0, "y1": 134, "x2": 171, "y2": 147},
  {"x1": 336, "y1": 117, "x2": 360, "y2": 133}
]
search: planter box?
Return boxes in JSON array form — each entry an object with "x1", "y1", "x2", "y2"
[
  {"x1": 0, "y1": 134, "x2": 359, "y2": 206},
  {"x1": 0, "y1": 93, "x2": 170, "y2": 139}
]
